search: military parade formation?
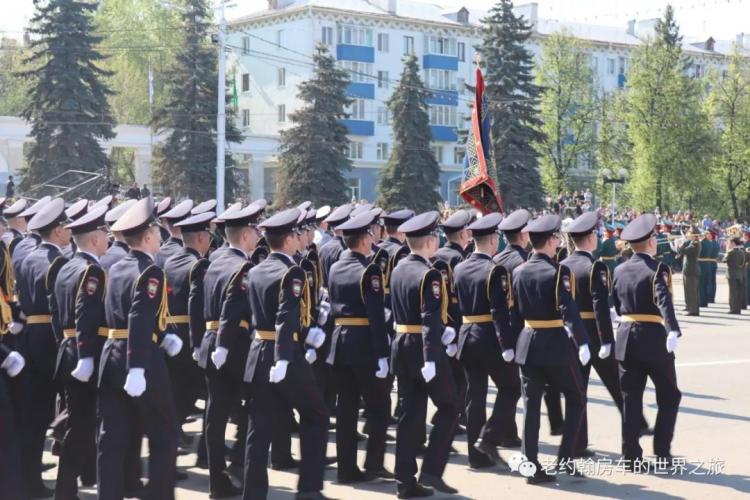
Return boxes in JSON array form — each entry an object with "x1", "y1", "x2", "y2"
[{"x1": 0, "y1": 193, "x2": 749, "y2": 500}]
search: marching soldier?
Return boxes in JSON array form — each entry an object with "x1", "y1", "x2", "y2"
[
  {"x1": 244, "y1": 207, "x2": 329, "y2": 500},
  {"x1": 156, "y1": 199, "x2": 194, "y2": 267},
  {"x1": 101, "y1": 199, "x2": 137, "y2": 271},
  {"x1": 155, "y1": 197, "x2": 174, "y2": 243},
  {"x1": 561, "y1": 212, "x2": 650, "y2": 458},
  {"x1": 318, "y1": 204, "x2": 353, "y2": 286},
  {"x1": 453, "y1": 212, "x2": 518, "y2": 469},
  {"x1": 596, "y1": 223, "x2": 619, "y2": 275},
  {"x1": 698, "y1": 232, "x2": 712, "y2": 307},
  {"x1": 706, "y1": 230, "x2": 720, "y2": 304},
  {"x1": 326, "y1": 210, "x2": 392, "y2": 482},
  {"x1": 12, "y1": 195, "x2": 51, "y2": 277},
  {"x1": 313, "y1": 205, "x2": 332, "y2": 248},
  {"x1": 52, "y1": 205, "x2": 109, "y2": 499},
  {"x1": 2, "y1": 197, "x2": 28, "y2": 250},
  {"x1": 612, "y1": 214, "x2": 682, "y2": 469},
  {"x1": 379, "y1": 209, "x2": 413, "y2": 257},
  {"x1": 99, "y1": 198, "x2": 183, "y2": 499},
  {"x1": 17, "y1": 197, "x2": 70, "y2": 497},
  {"x1": 390, "y1": 211, "x2": 459, "y2": 497},
  {"x1": 200, "y1": 202, "x2": 263, "y2": 498},
  {"x1": 510, "y1": 214, "x2": 590, "y2": 484},
  {"x1": 724, "y1": 227, "x2": 746, "y2": 315},
  {"x1": 654, "y1": 220, "x2": 675, "y2": 270},
  {"x1": 163, "y1": 212, "x2": 215, "y2": 446},
  {"x1": 208, "y1": 201, "x2": 245, "y2": 263},
  {"x1": 677, "y1": 227, "x2": 701, "y2": 316}
]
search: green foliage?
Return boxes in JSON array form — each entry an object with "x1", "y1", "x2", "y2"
[
  {"x1": 151, "y1": 0, "x2": 242, "y2": 200},
  {"x1": 477, "y1": 0, "x2": 544, "y2": 209},
  {"x1": 534, "y1": 31, "x2": 598, "y2": 195},
  {"x1": 275, "y1": 44, "x2": 352, "y2": 208},
  {"x1": 377, "y1": 54, "x2": 442, "y2": 212},
  {"x1": 0, "y1": 39, "x2": 33, "y2": 116},
  {"x1": 19, "y1": 0, "x2": 116, "y2": 193}
]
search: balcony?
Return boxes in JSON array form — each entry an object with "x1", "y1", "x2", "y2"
[
  {"x1": 430, "y1": 125, "x2": 457, "y2": 142},
  {"x1": 337, "y1": 44, "x2": 374, "y2": 63},
  {"x1": 425, "y1": 89, "x2": 459, "y2": 106},
  {"x1": 341, "y1": 119, "x2": 374, "y2": 136},
  {"x1": 423, "y1": 54, "x2": 458, "y2": 71},
  {"x1": 346, "y1": 82, "x2": 375, "y2": 100}
]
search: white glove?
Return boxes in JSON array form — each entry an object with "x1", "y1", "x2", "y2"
[
  {"x1": 305, "y1": 348, "x2": 317, "y2": 364},
  {"x1": 192, "y1": 348, "x2": 200, "y2": 362},
  {"x1": 8, "y1": 321, "x2": 23, "y2": 335},
  {"x1": 502, "y1": 349, "x2": 515, "y2": 363},
  {"x1": 598, "y1": 343, "x2": 612, "y2": 360},
  {"x1": 445, "y1": 343, "x2": 458, "y2": 357},
  {"x1": 211, "y1": 346, "x2": 228, "y2": 370},
  {"x1": 305, "y1": 327, "x2": 326, "y2": 349},
  {"x1": 123, "y1": 367, "x2": 146, "y2": 397},
  {"x1": 269, "y1": 360, "x2": 289, "y2": 383},
  {"x1": 375, "y1": 357, "x2": 388, "y2": 379},
  {"x1": 71, "y1": 357, "x2": 94, "y2": 382},
  {"x1": 160, "y1": 333, "x2": 183, "y2": 358},
  {"x1": 420, "y1": 361, "x2": 436, "y2": 383},
  {"x1": 578, "y1": 344, "x2": 591, "y2": 366},
  {"x1": 609, "y1": 307, "x2": 620, "y2": 325},
  {"x1": 1, "y1": 351, "x2": 25, "y2": 377},
  {"x1": 666, "y1": 331, "x2": 679, "y2": 353},
  {"x1": 441, "y1": 326, "x2": 456, "y2": 346},
  {"x1": 317, "y1": 301, "x2": 331, "y2": 326}
]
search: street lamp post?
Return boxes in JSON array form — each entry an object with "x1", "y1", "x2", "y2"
[{"x1": 601, "y1": 168, "x2": 629, "y2": 224}]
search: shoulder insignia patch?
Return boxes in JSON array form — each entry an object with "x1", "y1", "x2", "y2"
[
  {"x1": 291, "y1": 278, "x2": 303, "y2": 298},
  {"x1": 305, "y1": 270, "x2": 314, "y2": 287},
  {"x1": 562, "y1": 275, "x2": 571, "y2": 292},
  {"x1": 371, "y1": 275, "x2": 381, "y2": 292},
  {"x1": 85, "y1": 276, "x2": 99, "y2": 296},
  {"x1": 147, "y1": 278, "x2": 159, "y2": 299},
  {"x1": 500, "y1": 274, "x2": 508, "y2": 293},
  {"x1": 378, "y1": 257, "x2": 388, "y2": 272},
  {"x1": 600, "y1": 270, "x2": 608, "y2": 287},
  {"x1": 432, "y1": 280, "x2": 441, "y2": 299}
]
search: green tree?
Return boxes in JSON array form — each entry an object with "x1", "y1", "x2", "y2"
[
  {"x1": 151, "y1": 0, "x2": 241, "y2": 200},
  {"x1": 275, "y1": 43, "x2": 352, "y2": 207},
  {"x1": 705, "y1": 50, "x2": 750, "y2": 219},
  {"x1": 19, "y1": 0, "x2": 116, "y2": 191},
  {"x1": 621, "y1": 4, "x2": 714, "y2": 211},
  {"x1": 0, "y1": 38, "x2": 33, "y2": 116},
  {"x1": 595, "y1": 92, "x2": 633, "y2": 208},
  {"x1": 534, "y1": 31, "x2": 598, "y2": 195},
  {"x1": 377, "y1": 54, "x2": 442, "y2": 212},
  {"x1": 477, "y1": 0, "x2": 544, "y2": 209}
]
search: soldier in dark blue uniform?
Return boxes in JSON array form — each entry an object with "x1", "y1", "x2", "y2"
[
  {"x1": 99, "y1": 198, "x2": 182, "y2": 500},
  {"x1": 561, "y1": 212, "x2": 651, "y2": 458},
  {"x1": 379, "y1": 209, "x2": 413, "y2": 256},
  {"x1": 491, "y1": 209, "x2": 531, "y2": 445},
  {"x1": 2, "y1": 197, "x2": 28, "y2": 250},
  {"x1": 199, "y1": 202, "x2": 263, "y2": 498},
  {"x1": 163, "y1": 212, "x2": 215, "y2": 451},
  {"x1": 155, "y1": 196, "x2": 174, "y2": 244},
  {"x1": 101, "y1": 199, "x2": 137, "y2": 272},
  {"x1": 61, "y1": 198, "x2": 90, "y2": 259},
  {"x1": 11, "y1": 195, "x2": 51, "y2": 278},
  {"x1": 0, "y1": 322, "x2": 26, "y2": 500},
  {"x1": 155, "y1": 199, "x2": 194, "y2": 267},
  {"x1": 391, "y1": 211, "x2": 459, "y2": 498},
  {"x1": 510, "y1": 214, "x2": 591, "y2": 484},
  {"x1": 453, "y1": 212, "x2": 519, "y2": 469},
  {"x1": 244, "y1": 207, "x2": 330, "y2": 500},
  {"x1": 326, "y1": 210, "x2": 392, "y2": 483},
  {"x1": 16, "y1": 197, "x2": 70, "y2": 497},
  {"x1": 52, "y1": 205, "x2": 109, "y2": 499},
  {"x1": 318, "y1": 204, "x2": 353, "y2": 287},
  {"x1": 612, "y1": 214, "x2": 682, "y2": 469},
  {"x1": 208, "y1": 201, "x2": 249, "y2": 263}
]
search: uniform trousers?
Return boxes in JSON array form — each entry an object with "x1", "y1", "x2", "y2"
[
  {"x1": 0, "y1": 374, "x2": 23, "y2": 500},
  {"x1": 205, "y1": 366, "x2": 244, "y2": 491}
]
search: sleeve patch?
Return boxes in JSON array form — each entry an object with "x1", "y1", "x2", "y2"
[
  {"x1": 305, "y1": 270, "x2": 314, "y2": 287},
  {"x1": 600, "y1": 270, "x2": 608, "y2": 287},
  {"x1": 500, "y1": 274, "x2": 508, "y2": 293},
  {"x1": 378, "y1": 256, "x2": 388, "y2": 272},
  {"x1": 370, "y1": 275, "x2": 381, "y2": 292},
  {"x1": 431, "y1": 280, "x2": 441, "y2": 299},
  {"x1": 562, "y1": 275, "x2": 571, "y2": 292},
  {"x1": 85, "y1": 276, "x2": 99, "y2": 295},
  {"x1": 147, "y1": 278, "x2": 160, "y2": 299},
  {"x1": 291, "y1": 278, "x2": 303, "y2": 297}
]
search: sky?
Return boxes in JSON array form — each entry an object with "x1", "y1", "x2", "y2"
[{"x1": 1, "y1": 0, "x2": 749, "y2": 42}]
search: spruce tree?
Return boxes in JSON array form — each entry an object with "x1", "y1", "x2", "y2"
[
  {"x1": 377, "y1": 54, "x2": 442, "y2": 212},
  {"x1": 151, "y1": 0, "x2": 241, "y2": 200},
  {"x1": 477, "y1": 0, "x2": 545, "y2": 209},
  {"x1": 20, "y1": 0, "x2": 116, "y2": 193},
  {"x1": 275, "y1": 44, "x2": 351, "y2": 207}
]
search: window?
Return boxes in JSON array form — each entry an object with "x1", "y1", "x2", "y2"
[
  {"x1": 376, "y1": 142, "x2": 389, "y2": 160},
  {"x1": 377, "y1": 33, "x2": 389, "y2": 52},
  {"x1": 424, "y1": 68, "x2": 457, "y2": 90},
  {"x1": 321, "y1": 26, "x2": 333, "y2": 45},
  {"x1": 347, "y1": 177, "x2": 361, "y2": 200},
  {"x1": 241, "y1": 109, "x2": 250, "y2": 127},
  {"x1": 241, "y1": 73, "x2": 249, "y2": 92},
  {"x1": 346, "y1": 142, "x2": 363, "y2": 160},
  {"x1": 431, "y1": 145, "x2": 444, "y2": 163},
  {"x1": 457, "y1": 42, "x2": 465, "y2": 62},
  {"x1": 428, "y1": 105, "x2": 457, "y2": 126},
  {"x1": 377, "y1": 70, "x2": 389, "y2": 88},
  {"x1": 339, "y1": 61, "x2": 373, "y2": 83},
  {"x1": 337, "y1": 25, "x2": 373, "y2": 46},
  {"x1": 277, "y1": 68, "x2": 286, "y2": 87},
  {"x1": 277, "y1": 104, "x2": 286, "y2": 123},
  {"x1": 454, "y1": 147, "x2": 465, "y2": 165},
  {"x1": 377, "y1": 107, "x2": 390, "y2": 125},
  {"x1": 425, "y1": 35, "x2": 457, "y2": 56},
  {"x1": 346, "y1": 98, "x2": 367, "y2": 120},
  {"x1": 607, "y1": 58, "x2": 615, "y2": 75},
  {"x1": 241, "y1": 36, "x2": 250, "y2": 55},
  {"x1": 457, "y1": 77, "x2": 465, "y2": 94},
  {"x1": 276, "y1": 29, "x2": 285, "y2": 48},
  {"x1": 618, "y1": 56, "x2": 626, "y2": 75},
  {"x1": 404, "y1": 35, "x2": 414, "y2": 55}
]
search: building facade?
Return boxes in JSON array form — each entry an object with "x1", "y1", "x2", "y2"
[{"x1": 227, "y1": 0, "x2": 740, "y2": 205}]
